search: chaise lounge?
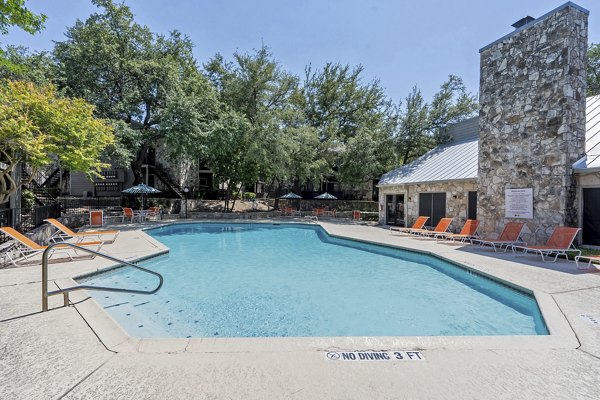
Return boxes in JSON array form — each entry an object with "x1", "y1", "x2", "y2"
[
  {"x1": 45, "y1": 218, "x2": 119, "y2": 244},
  {"x1": 390, "y1": 216, "x2": 429, "y2": 235},
  {"x1": 471, "y1": 221, "x2": 526, "y2": 252},
  {"x1": 0, "y1": 227, "x2": 104, "y2": 266},
  {"x1": 513, "y1": 226, "x2": 581, "y2": 262}
]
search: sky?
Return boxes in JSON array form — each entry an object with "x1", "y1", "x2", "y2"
[{"x1": 2, "y1": 0, "x2": 599, "y2": 102}]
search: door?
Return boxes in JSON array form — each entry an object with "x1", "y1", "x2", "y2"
[
  {"x1": 467, "y1": 191, "x2": 477, "y2": 220},
  {"x1": 582, "y1": 188, "x2": 600, "y2": 245},
  {"x1": 386, "y1": 194, "x2": 405, "y2": 226},
  {"x1": 419, "y1": 193, "x2": 446, "y2": 227}
]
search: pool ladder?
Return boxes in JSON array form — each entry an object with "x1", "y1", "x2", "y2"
[{"x1": 41, "y1": 242, "x2": 164, "y2": 312}]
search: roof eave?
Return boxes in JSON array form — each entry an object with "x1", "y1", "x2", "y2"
[{"x1": 377, "y1": 177, "x2": 478, "y2": 188}]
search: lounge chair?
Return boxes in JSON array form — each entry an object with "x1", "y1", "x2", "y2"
[
  {"x1": 410, "y1": 218, "x2": 453, "y2": 237},
  {"x1": 0, "y1": 227, "x2": 104, "y2": 266},
  {"x1": 435, "y1": 219, "x2": 480, "y2": 242},
  {"x1": 390, "y1": 216, "x2": 429, "y2": 235},
  {"x1": 513, "y1": 226, "x2": 581, "y2": 262},
  {"x1": 44, "y1": 218, "x2": 119, "y2": 244},
  {"x1": 471, "y1": 222, "x2": 526, "y2": 252},
  {"x1": 574, "y1": 254, "x2": 600, "y2": 270}
]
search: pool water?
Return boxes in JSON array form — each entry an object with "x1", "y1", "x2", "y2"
[{"x1": 79, "y1": 223, "x2": 548, "y2": 338}]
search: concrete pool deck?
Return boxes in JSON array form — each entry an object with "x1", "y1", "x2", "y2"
[{"x1": 1, "y1": 220, "x2": 599, "y2": 399}]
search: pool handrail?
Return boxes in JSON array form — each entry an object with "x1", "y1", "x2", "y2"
[{"x1": 41, "y1": 241, "x2": 163, "y2": 312}]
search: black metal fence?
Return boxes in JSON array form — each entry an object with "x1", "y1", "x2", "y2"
[
  {"x1": 59, "y1": 197, "x2": 122, "y2": 216},
  {"x1": 0, "y1": 204, "x2": 62, "y2": 243}
]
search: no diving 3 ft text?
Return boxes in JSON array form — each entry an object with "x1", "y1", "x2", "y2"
[{"x1": 326, "y1": 351, "x2": 423, "y2": 361}]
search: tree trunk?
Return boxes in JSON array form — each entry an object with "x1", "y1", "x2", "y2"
[{"x1": 130, "y1": 145, "x2": 149, "y2": 185}]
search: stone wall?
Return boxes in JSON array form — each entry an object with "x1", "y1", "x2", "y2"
[
  {"x1": 379, "y1": 180, "x2": 477, "y2": 233},
  {"x1": 477, "y1": 4, "x2": 588, "y2": 244}
]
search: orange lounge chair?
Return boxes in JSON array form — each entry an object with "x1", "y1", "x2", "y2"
[
  {"x1": 390, "y1": 216, "x2": 429, "y2": 235},
  {"x1": 435, "y1": 219, "x2": 480, "y2": 242},
  {"x1": 574, "y1": 254, "x2": 600, "y2": 271},
  {"x1": 514, "y1": 226, "x2": 581, "y2": 262},
  {"x1": 0, "y1": 227, "x2": 104, "y2": 266},
  {"x1": 410, "y1": 218, "x2": 453, "y2": 237},
  {"x1": 45, "y1": 218, "x2": 119, "y2": 244},
  {"x1": 471, "y1": 222, "x2": 526, "y2": 252}
]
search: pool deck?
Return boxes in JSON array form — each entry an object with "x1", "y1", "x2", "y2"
[{"x1": 1, "y1": 219, "x2": 599, "y2": 399}]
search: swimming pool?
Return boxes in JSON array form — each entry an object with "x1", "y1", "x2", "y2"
[{"x1": 79, "y1": 223, "x2": 548, "y2": 338}]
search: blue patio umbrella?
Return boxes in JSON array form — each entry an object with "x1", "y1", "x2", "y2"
[
  {"x1": 314, "y1": 192, "x2": 337, "y2": 200},
  {"x1": 279, "y1": 192, "x2": 303, "y2": 199},
  {"x1": 122, "y1": 184, "x2": 161, "y2": 208}
]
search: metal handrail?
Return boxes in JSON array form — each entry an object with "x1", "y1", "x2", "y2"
[{"x1": 42, "y1": 242, "x2": 163, "y2": 311}]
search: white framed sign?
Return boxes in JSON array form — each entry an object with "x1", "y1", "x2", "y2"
[{"x1": 505, "y1": 188, "x2": 533, "y2": 219}]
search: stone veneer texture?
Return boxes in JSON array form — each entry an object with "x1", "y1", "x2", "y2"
[
  {"x1": 477, "y1": 4, "x2": 588, "y2": 244},
  {"x1": 379, "y1": 180, "x2": 478, "y2": 232}
]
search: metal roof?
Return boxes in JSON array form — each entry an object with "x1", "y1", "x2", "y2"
[
  {"x1": 381, "y1": 95, "x2": 599, "y2": 185},
  {"x1": 573, "y1": 95, "x2": 600, "y2": 172},
  {"x1": 379, "y1": 137, "x2": 479, "y2": 186}
]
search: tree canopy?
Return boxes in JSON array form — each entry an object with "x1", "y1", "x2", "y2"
[
  {"x1": 0, "y1": 0, "x2": 46, "y2": 35},
  {"x1": 0, "y1": 80, "x2": 113, "y2": 203},
  {"x1": 54, "y1": 0, "x2": 219, "y2": 183},
  {"x1": 589, "y1": 43, "x2": 600, "y2": 96},
  {"x1": 1, "y1": 0, "x2": 483, "y2": 208}
]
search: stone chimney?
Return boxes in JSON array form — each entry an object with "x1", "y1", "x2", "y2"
[{"x1": 477, "y1": 2, "x2": 588, "y2": 244}]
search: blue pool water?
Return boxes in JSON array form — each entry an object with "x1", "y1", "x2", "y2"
[{"x1": 79, "y1": 223, "x2": 548, "y2": 338}]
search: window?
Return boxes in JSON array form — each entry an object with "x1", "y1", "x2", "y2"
[
  {"x1": 418, "y1": 193, "x2": 446, "y2": 227},
  {"x1": 467, "y1": 191, "x2": 477, "y2": 220}
]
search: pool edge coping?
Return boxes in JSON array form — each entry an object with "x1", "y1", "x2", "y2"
[{"x1": 66, "y1": 221, "x2": 580, "y2": 354}]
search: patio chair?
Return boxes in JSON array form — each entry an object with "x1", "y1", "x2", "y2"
[
  {"x1": 574, "y1": 254, "x2": 600, "y2": 271},
  {"x1": 44, "y1": 218, "x2": 119, "y2": 244},
  {"x1": 513, "y1": 226, "x2": 581, "y2": 262},
  {"x1": 390, "y1": 216, "x2": 429, "y2": 235},
  {"x1": 0, "y1": 227, "x2": 104, "y2": 266},
  {"x1": 409, "y1": 218, "x2": 453, "y2": 237},
  {"x1": 145, "y1": 207, "x2": 162, "y2": 220},
  {"x1": 471, "y1": 222, "x2": 526, "y2": 252},
  {"x1": 122, "y1": 207, "x2": 141, "y2": 223},
  {"x1": 435, "y1": 219, "x2": 480, "y2": 242}
]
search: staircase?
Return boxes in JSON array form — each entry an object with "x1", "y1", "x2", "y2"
[
  {"x1": 41, "y1": 168, "x2": 69, "y2": 189},
  {"x1": 151, "y1": 165, "x2": 185, "y2": 199},
  {"x1": 21, "y1": 165, "x2": 64, "y2": 206}
]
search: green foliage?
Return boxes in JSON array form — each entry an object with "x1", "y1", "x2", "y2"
[
  {"x1": 243, "y1": 192, "x2": 256, "y2": 200},
  {"x1": 20, "y1": 188, "x2": 35, "y2": 208},
  {"x1": 0, "y1": 80, "x2": 114, "y2": 204},
  {"x1": 54, "y1": 0, "x2": 218, "y2": 179},
  {"x1": 395, "y1": 76, "x2": 478, "y2": 164},
  {"x1": 300, "y1": 63, "x2": 396, "y2": 184},
  {"x1": 0, "y1": 45, "x2": 55, "y2": 84},
  {"x1": 0, "y1": 0, "x2": 46, "y2": 35},
  {"x1": 205, "y1": 46, "x2": 298, "y2": 209},
  {"x1": 589, "y1": 43, "x2": 600, "y2": 96}
]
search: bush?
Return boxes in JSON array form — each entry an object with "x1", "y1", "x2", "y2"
[
  {"x1": 243, "y1": 192, "x2": 256, "y2": 200},
  {"x1": 21, "y1": 189, "x2": 36, "y2": 208}
]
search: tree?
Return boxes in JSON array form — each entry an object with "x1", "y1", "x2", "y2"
[
  {"x1": 0, "y1": 80, "x2": 113, "y2": 204},
  {"x1": 300, "y1": 63, "x2": 395, "y2": 185},
  {"x1": 54, "y1": 0, "x2": 218, "y2": 183},
  {"x1": 0, "y1": 45, "x2": 55, "y2": 84},
  {"x1": 589, "y1": 43, "x2": 600, "y2": 96},
  {"x1": 395, "y1": 76, "x2": 478, "y2": 164},
  {"x1": 205, "y1": 46, "x2": 298, "y2": 208},
  {"x1": 0, "y1": 0, "x2": 46, "y2": 35}
]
